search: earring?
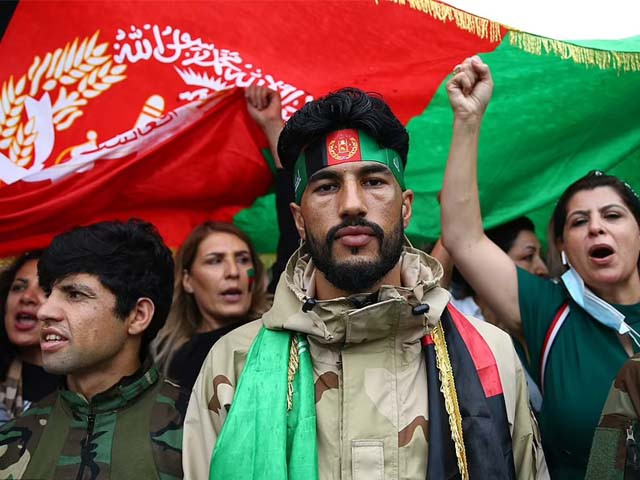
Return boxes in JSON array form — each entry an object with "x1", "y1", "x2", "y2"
[{"x1": 561, "y1": 251, "x2": 568, "y2": 265}]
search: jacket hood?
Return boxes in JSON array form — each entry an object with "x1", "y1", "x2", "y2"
[{"x1": 262, "y1": 243, "x2": 451, "y2": 346}]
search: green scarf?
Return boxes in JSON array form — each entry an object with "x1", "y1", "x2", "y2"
[{"x1": 209, "y1": 327, "x2": 318, "y2": 479}]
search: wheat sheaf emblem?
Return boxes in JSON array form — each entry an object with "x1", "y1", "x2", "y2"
[{"x1": 0, "y1": 30, "x2": 127, "y2": 170}]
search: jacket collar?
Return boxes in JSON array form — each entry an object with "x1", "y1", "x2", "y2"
[
  {"x1": 263, "y1": 243, "x2": 451, "y2": 346},
  {"x1": 59, "y1": 359, "x2": 159, "y2": 415}
]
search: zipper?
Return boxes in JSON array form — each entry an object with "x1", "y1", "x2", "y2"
[{"x1": 75, "y1": 410, "x2": 96, "y2": 480}]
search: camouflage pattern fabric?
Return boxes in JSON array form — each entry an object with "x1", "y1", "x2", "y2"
[
  {"x1": 0, "y1": 363, "x2": 186, "y2": 479},
  {"x1": 586, "y1": 354, "x2": 640, "y2": 480},
  {"x1": 183, "y1": 244, "x2": 549, "y2": 479}
]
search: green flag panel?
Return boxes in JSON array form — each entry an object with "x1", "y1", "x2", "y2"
[{"x1": 237, "y1": 33, "x2": 640, "y2": 254}]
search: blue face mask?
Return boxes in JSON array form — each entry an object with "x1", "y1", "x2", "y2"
[{"x1": 562, "y1": 266, "x2": 640, "y2": 348}]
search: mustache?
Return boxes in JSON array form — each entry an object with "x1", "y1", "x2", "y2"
[{"x1": 326, "y1": 217, "x2": 385, "y2": 245}]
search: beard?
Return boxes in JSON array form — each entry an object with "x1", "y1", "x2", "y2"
[{"x1": 305, "y1": 216, "x2": 404, "y2": 294}]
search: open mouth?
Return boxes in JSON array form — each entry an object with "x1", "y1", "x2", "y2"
[
  {"x1": 589, "y1": 245, "x2": 615, "y2": 260},
  {"x1": 41, "y1": 331, "x2": 69, "y2": 352},
  {"x1": 15, "y1": 312, "x2": 38, "y2": 331},
  {"x1": 220, "y1": 288, "x2": 243, "y2": 302}
]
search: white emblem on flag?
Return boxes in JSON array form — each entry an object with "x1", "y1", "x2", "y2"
[{"x1": 294, "y1": 170, "x2": 302, "y2": 193}]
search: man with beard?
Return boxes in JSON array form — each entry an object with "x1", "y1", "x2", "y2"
[{"x1": 183, "y1": 88, "x2": 548, "y2": 480}]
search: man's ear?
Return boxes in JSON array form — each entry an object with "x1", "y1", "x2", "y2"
[
  {"x1": 290, "y1": 201, "x2": 307, "y2": 240},
  {"x1": 401, "y1": 189, "x2": 414, "y2": 229},
  {"x1": 126, "y1": 298, "x2": 155, "y2": 336}
]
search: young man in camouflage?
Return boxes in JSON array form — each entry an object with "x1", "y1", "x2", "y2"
[
  {"x1": 0, "y1": 220, "x2": 185, "y2": 479},
  {"x1": 184, "y1": 88, "x2": 548, "y2": 479}
]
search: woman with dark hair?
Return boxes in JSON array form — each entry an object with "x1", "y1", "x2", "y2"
[
  {"x1": 440, "y1": 55, "x2": 640, "y2": 478},
  {"x1": 152, "y1": 222, "x2": 268, "y2": 391},
  {"x1": 450, "y1": 216, "x2": 548, "y2": 322},
  {"x1": 0, "y1": 251, "x2": 58, "y2": 423}
]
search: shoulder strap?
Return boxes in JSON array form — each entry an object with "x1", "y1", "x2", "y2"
[
  {"x1": 111, "y1": 377, "x2": 163, "y2": 480},
  {"x1": 540, "y1": 302, "x2": 570, "y2": 393},
  {"x1": 23, "y1": 394, "x2": 70, "y2": 480}
]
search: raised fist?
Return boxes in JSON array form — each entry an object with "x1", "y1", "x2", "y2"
[
  {"x1": 446, "y1": 55, "x2": 493, "y2": 121},
  {"x1": 245, "y1": 85, "x2": 282, "y2": 128}
]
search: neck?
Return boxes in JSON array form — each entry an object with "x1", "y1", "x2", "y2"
[
  {"x1": 66, "y1": 346, "x2": 141, "y2": 400},
  {"x1": 18, "y1": 345, "x2": 43, "y2": 366},
  {"x1": 197, "y1": 314, "x2": 229, "y2": 333},
  {"x1": 591, "y1": 272, "x2": 640, "y2": 305},
  {"x1": 313, "y1": 262, "x2": 403, "y2": 301}
]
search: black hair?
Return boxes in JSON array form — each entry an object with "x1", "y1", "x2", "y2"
[
  {"x1": 486, "y1": 217, "x2": 536, "y2": 254},
  {"x1": 277, "y1": 87, "x2": 409, "y2": 171},
  {"x1": 38, "y1": 219, "x2": 174, "y2": 358},
  {"x1": 0, "y1": 251, "x2": 43, "y2": 379},
  {"x1": 551, "y1": 170, "x2": 640, "y2": 242},
  {"x1": 452, "y1": 217, "x2": 536, "y2": 299}
]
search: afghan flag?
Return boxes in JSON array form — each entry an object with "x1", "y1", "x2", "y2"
[{"x1": 0, "y1": 1, "x2": 639, "y2": 258}]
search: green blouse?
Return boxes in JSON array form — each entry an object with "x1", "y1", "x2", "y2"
[{"x1": 518, "y1": 268, "x2": 640, "y2": 480}]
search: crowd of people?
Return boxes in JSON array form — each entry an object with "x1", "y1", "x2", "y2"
[{"x1": 0, "y1": 56, "x2": 637, "y2": 479}]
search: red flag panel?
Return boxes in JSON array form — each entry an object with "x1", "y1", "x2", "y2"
[{"x1": 0, "y1": 0, "x2": 500, "y2": 255}]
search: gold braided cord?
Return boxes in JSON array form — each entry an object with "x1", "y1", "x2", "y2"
[
  {"x1": 431, "y1": 320, "x2": 469, "y2": 480},
  {"x1": 380, "y1": 0, "x2": 640, "y2": 71},
  {"x1": 510, "y1": 31, "x2": 640, "y2": 72},
  {"x1": 380, "y1": 0, "x2": 502, "y2": 42},
  {"x1": 286, "y1": 334, "x2": 300, "y2": 411}
]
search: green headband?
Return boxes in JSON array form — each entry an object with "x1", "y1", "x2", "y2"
[{"x1": 293, "y1": 128, "x2": 405, "y2": 203}]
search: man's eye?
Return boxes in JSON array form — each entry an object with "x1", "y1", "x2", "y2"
[
  {"x1": 67, "y1": 290, "x2": 85, "y2": 300},
  {"x1": 364, "y1": 178, "x2": 385, "y2": 187},
  {"x1": 315, "y1": 183, "x2": 337, "y2": 193}
]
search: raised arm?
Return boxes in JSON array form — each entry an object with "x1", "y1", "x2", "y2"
[
  {"x1": 245, "y1": 86, "x2": 299, "y2": 292},
  {"x1": 430, "y1": 238, "x2": 454, "y2": 288},
  {"x1": 440, "y1": 56, "x2": 523, "y2": 337},
  {"x1": 245, "y1": 85, "x2": 284, "y2": 168}
]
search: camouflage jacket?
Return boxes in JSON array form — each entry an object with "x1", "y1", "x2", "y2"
[
  {"x1": 0, "y1": 362, "x2": 186, "y2": 480},
  {"x1": 183, "y1": 245, "x2": 548, "y2": 479},
  {"x1": 586, "y1": 354, "x2": 640, "y2": 479}
]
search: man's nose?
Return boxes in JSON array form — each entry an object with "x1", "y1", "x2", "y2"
[
  {"x1": 338, "y1": 179, "x2": 367, "y2": 219},
  {"x1": 37, "y1": 296, "x2": 61, "y2": 323}
]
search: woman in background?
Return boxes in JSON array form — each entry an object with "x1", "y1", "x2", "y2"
[
  {"x1": 0, "y1": 251, "x2": 58, "y2": 423},
  {"x1": 152, "y1": 222, "x2": 267, "y2": 391}
]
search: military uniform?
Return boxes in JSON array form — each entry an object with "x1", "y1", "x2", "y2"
[
  {"x1": 183, "y1": 246, "x2": 548, "y2": 479},
  {"x1": 586, "y1": 354, "x2": 640, "y2": 479},
  {"x1": 0, "y1": 362, "x2": 186, "y2": 479}
]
